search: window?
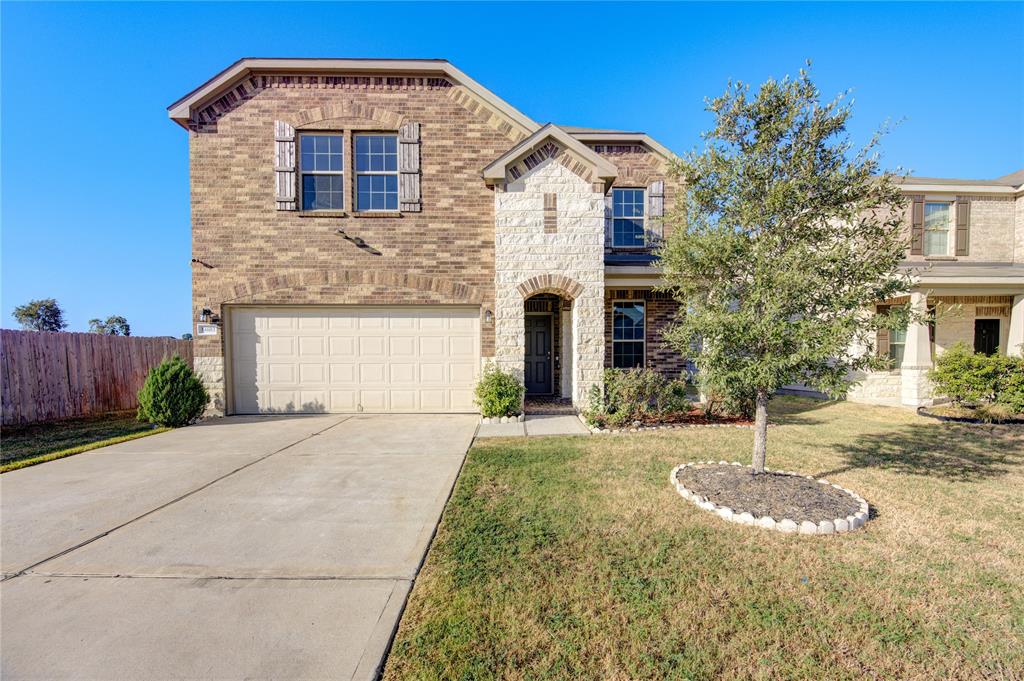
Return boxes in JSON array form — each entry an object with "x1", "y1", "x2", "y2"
[
  {"x1": 612, "y1": 188, "x2": 645, "y2": 247},
  {"x1": 612, "y1": 301, "x2": 645, "y2": 368},
  {"x1": 355, "y1": 134, "x2": 398, "y2": 211},
  {"x1": 923, "y1": 202, "x2": 951, "y2": 256},
  {"x1": 300, "y1": 135, "x2": 344, "y2": 211},
  {"x1": 889, "y1": 326, "x2": 906, "y2": 366}
]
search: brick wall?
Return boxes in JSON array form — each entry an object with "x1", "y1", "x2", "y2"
[
  {"x1": 901, "y1": 194, "x2": 1016, "y2": 263},
  {"x1": 603, "y1": 289, "x2": 686, "y2": 377},
  {"x1": 188, "y1": 77, "x2": 526, "y2": 369},
  {"x1": 591, "y1": 144, "x2": 683, "y2": 244}
]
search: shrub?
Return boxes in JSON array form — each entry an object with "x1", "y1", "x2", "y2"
[
  {"x1": 995, "y1": 355, "x2": 1024, "y2": 414},
  {"x1": 137, "y1": 355, "x2": 209, "y2": 427},
  {"x1": 584, "y1": 369, "x2": 692, "y2": 427},
  {"x1": 474, "y1": 364, "x2": 524, "y2": 417},
  {"x1": 928, "y1": 342, "x2": 999, "y2": 405}
]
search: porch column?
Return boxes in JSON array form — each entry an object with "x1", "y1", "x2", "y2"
[
  {"x1": 900, "y1": 291, "x2": 933, "y2": 407},
  {"x1": 1007, "y1": 294, "x2": 1024, "y2": 357}
]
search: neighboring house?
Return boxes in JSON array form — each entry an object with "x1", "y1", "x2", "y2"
[
  {"x1": 169, "y1": 58, "x2": 1023, "y2": 416},
  {"x1": 844, "y1": 171, "x2": 1024, "y2": 407}
]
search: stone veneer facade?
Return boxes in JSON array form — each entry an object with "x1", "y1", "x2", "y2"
[{"x1": 493, "y1": 159, "x2": 606, "y2": 405}]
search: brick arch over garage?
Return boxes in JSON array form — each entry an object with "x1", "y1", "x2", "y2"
[
  {"x1": 291, "y1": 102, "x2": 405, "y2": 130},
  {"x1": 516, "y1": 274, "x2": 584, "y2": 301},
  {"x1": 210, "y1": 269, "x2": 486, "y2": 305}
]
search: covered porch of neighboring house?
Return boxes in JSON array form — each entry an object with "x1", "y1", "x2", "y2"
[{"x1": 850, "y1": 283, "x2": 1024, "y2": 407}]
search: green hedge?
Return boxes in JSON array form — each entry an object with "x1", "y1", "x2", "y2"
[
  {"x1": 137, "y1": 355, "x2": 209, "y2": 427},
  {"x1": 928, "y1": 342, "x2": 1024, "y2": 414}
]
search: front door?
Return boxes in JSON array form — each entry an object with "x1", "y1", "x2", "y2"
[
  {"x1": 524, "y1": 315, "x2": 552, "y2": 395},
  {"x1": 974, "y1": 319, "x2": 1000, "y2": 355}
]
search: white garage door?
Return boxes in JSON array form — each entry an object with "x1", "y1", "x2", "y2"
[{"x1": 229, "y1": 307, "x2": 480, "y2": 414}]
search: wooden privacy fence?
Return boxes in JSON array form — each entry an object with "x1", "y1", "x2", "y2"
[{"x1": 1, "y1": 330, "x2": 194, "y2": 426}]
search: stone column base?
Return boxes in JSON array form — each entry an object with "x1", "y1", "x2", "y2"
[
  {"x1": 194, "y1": 356, "x2": 226, "y2": 418},
  {"x1": 900, "y1": 367, "x2": 932, "y2": 407}
]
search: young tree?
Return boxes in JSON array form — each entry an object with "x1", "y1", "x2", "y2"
[
  {"x1": 89, "y1": 315, "x2": 131, "y2": 336},
  {"x1": 659, "y1": 66, "x2": 912, "y2": 474},
  {"x1": 12, "y1": 298, "x2": 68, "y2": 332}
]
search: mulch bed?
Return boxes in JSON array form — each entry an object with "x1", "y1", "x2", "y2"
[
  {"x1": 918, "y1": 406, "x2": 1024, "y2": 425},
  {"x1": 675, "y1": 464, "x2": 859, "y2": 523},
  {"x1": 641, "y1": 409, "x2": 753, "y2": 427}
]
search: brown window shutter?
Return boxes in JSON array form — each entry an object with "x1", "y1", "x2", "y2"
[
  {"x1": 398, "y1": 122, "x2": 421, "y2": 212},
  {"x1": 274, "y1": 121, "x2": 297, "y2": 211},
  {"x1": 604, "y1": 192, "x2": 614, "y2": 246},
  {"x1": 955, "y1": 197, "x2": 970, "y2": 255},
  {"x1": 909, "y1": 195, "x2": 924, "y2": 255},
  {"x1": 876, "y1": 305, "x2": 890, "y2": 358},
  {"x1": 648, "y1": 180, "x2": 665, "y2": 241}
]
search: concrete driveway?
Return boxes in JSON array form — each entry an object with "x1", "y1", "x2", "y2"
[{"x1": 1, "y1": 413, "x2": 478, "y2": 680}]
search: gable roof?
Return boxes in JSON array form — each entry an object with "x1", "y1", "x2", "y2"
[
  {"x1": 167, "y1": 58, "x2": 539, "y2": 134},
  {"x1": 482, "y1": 123, "x2": 619, "y2": 185}
]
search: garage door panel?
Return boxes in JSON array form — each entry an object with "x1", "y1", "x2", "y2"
[
  {"x1": 359, "y1": 337, "x2": 386, "y2": 356},
  {"x1": 232, "y1": 307, "x2": 479, "y2": 414},
  {"x1": 419, "y1": 337, "x2": 445, "y2": 356},
  {"x1": 390, "y1": 363, "x2": 417, "y2": 383}
]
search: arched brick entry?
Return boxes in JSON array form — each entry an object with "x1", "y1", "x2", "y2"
[{"x1": 516, "y1": 274, "x2": 584, "y2": 300}]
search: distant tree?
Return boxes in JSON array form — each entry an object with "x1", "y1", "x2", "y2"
[
  {"x1": 660, "y1": 66, "x2": 912, "y2": 475},
  {"x1": 12, "y1": 298, "x2": 68, "y2": 332},
  {"x1": 88, "y1": 315, "x2": 131, "y2": 336},
  {"x1": 181, "y1": 333, "x2": 194, "y2": 341}
]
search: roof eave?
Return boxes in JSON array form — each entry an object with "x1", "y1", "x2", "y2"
[{"x1": 168, "y1": 58, "x2": 540, "y2": 133}]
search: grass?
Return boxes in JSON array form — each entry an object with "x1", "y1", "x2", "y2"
[
  {"x1": 384, "y1": 398, "x2": 1024, "y2": 680},
  {"x1": 1, "y1": 411, "x2": 168, "y2": 473}
]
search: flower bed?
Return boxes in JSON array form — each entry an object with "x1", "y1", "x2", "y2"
[{"x1": 671, "y1": 462, "x2": 870, "y2": 535}]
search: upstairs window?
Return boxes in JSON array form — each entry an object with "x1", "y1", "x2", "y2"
[
  {"x1": 300, "y1": 135, "x2": 344, "y2": 211},
  {"x1": 612, "y1": 188, "x2": 646, "y2": 247},
  {"x1": 923, "y1": 202, "x2": 951, "y2": 256},
  {"x1": 355, "y1": 134, "x2": 398, "y2": 211},
  {"x1": 612, "y1": 301, "x2": 645, "y2": 368}
]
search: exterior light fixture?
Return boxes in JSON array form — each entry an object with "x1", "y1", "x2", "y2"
[
  {"x1": 199, "y1": 308, "x2": 212, "y2": 323},
  {"x1": 484, "y1": 309, "x2": 494, "y2": 325}
]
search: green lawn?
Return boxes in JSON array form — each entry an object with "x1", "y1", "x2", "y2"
[
  {"x1": 384, "y1": 398, "x2": 1024, "y2": 680},
  {"x1": 1, "y1": 411, "x2": 167, "y2": 472}
]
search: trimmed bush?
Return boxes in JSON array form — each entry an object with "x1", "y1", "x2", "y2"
[
  {"x1": 474, "y1": 364, "x2": 524, "y2": 417},
  {"x1": 584, "y1": 368, "x2": 692, "y2": 427},
  {"x1": 927, "y1": 342, "x2": 999, "y2": 406},
  {"x1": 995, "y1": 355, "x2": 1024, "y2": 414},
  {"x1": 137, "y1": 355, "x2": 209, "y2": 427}
]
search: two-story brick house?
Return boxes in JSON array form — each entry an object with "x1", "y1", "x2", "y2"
[{"x1": 169, "y1": 58, "x2": 1023, "y2": 416}]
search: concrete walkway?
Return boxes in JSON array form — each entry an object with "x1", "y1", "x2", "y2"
[
  {"x1": 1, "y1": 413, "x2": 478, "y2": 681},
  {"x1": 476, "y1": 414, "x2": 590, "y2": 438}
]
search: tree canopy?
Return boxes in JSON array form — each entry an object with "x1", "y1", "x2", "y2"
[
  {"x1": 12, "y1": 298, "x2": 68, "y2": 332},
  {"x1": 659, "y1": 66, "x2": 912, "y2": 473},
  {"x1": 89, "y1": 315, "x2": 131, "y2": 336}
]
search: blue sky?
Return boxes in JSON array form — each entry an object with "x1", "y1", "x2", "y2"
[{"x1": 2, "y1": 2, "x2": 1022, "y2": 337}]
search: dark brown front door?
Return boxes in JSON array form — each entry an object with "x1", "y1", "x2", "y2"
[
  {"x1": 974, "y1": 319, "x2": 1000, "y2": 355},
  {"x1": 525, "y1": 315, "x2": 552, "y2": 395}
]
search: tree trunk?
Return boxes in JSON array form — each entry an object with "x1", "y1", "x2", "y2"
[{"x1": 751, "y1": 390, "x2": 769, "y2": 474}]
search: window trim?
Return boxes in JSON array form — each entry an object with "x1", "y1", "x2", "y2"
[
  {"x1": 611, "y1": 187, "x2": 647, "y2": 248},
  {"x1": 922, "y1": 200, "x2": 953, "y2": 257},
  {"x1": 298, "y1": 132, "x2": 345, "y2": 212},
  {"x1": 354, "y1": 132, "x2": 400, "y2": 213},
  {"x1": 612, "y1": 299, "x2": 646, "y2": 369}
]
